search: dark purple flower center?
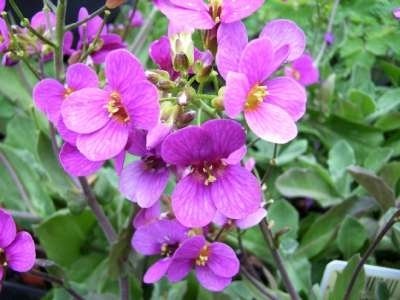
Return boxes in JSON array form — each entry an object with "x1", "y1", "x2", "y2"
[
  {"x1": 245, "y1": 84, "x2": 268, "y2": 111},
  {"x1": 209, "y1": 0, "x2": 222, "y2": 22},
  {"x1": 191, "y1": 161, "x2": 225, "y2": 186},
  {"x1": 160, "y1": 243, "x2": 179, "y2": 258},
  {"x1": 0, "y1": 248, "x2": 7, "y2": 267},
  {"x1": 195, "y1": 245, "x2": 210, "y2": 266},
  {"x1": 142, "y1": 155, "x2": 165, "y2": 171},
  {"x1": 106, "y1": 91, "x2": 130, "y2": 123}
]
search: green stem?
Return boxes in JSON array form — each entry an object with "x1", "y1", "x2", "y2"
[
  {"x1": 54, "y1": 0, "x2": 66, "y2": 80},
  {"x1": 122, "y1": 0, "x2": 139, "y2": 39},
  {"x1": 64, "y1": 5, "x2": 106, "y2": 31},
  {"x1": 129, "y1": 7, "x2": 157, "y2": 53},
  {"x1": 261, "y1": 144, "x2": 278, "y2": 185}
]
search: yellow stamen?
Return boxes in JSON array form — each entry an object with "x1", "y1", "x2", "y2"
[
  {"x1": 195, "y1": 245, "x2": 210, "y2": 266},
  {"x1": 245, "y1": 84, "x2": 268, "y2": 111},
  {"x1": 105, "y1": 91, "x2": 130, "y2": 123}
]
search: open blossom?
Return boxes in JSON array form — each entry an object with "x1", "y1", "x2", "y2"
[
  {"x1": 154, "y1": 0, "x2": 264, "y2": 30},
  {"x1": 161, "y1": 119, "x2": 261, "y2": 227},
  {"x1": 73, "y1": 7, "x2": 125, "y2": 64},
  {"x1": 0, "y1": 18, "x2": 9, "y2": 53},
  {"x1": 169, "y1": 236, "x2": 239, "y2": 291},
  {"x1": 132, "y1": 219, "x2": 188, "y2": 283},
  {"x1": 285, "y1": 54, "x2": 319, "y2": 86},
  {"x1": 217, "y1": 21, "x2": 307, "y2": 144},
  {"x1": 119, "y1": 124, "x2": 170, "y2": 208},
  {"x1": 0, "y1": 209, "x2": 36, "y2": 280},
  {"x1": 61, "y1": 49, "x2": 160, "y2": 162}
]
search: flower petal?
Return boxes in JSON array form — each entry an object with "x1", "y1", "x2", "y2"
[
  {"x1": 119, "y1": 160, "x2": 169, "y2": 208},
  {"x1": 149, "y1": 36, "x2": 174, "y2": 74},
  {"x1": 223, "y1": 71, "x2": 250, "y2": 118},
  {"x1": 172, "y1": 175, "x2": 216, "y2": 227},
  {"x1": 0, "y1": 209, "x2": 16, "y2": 248},
  {"x1": 167, "y1": 259, "x2": 193, "y2": 282},
  {"x1": 113, "y1": 150, "x2": 125, "y2": 175},
  {"x1": 59, "y1": 143, "x2": 103, "y2": 176},
  {"x1": 216, "y1": 22, "x2": 248, "y2": 79},
  {"x1": 169, "y1": 0, "x2": 209, "y2": 10},
  {"x1": 61, "y1": 88, "x2": 109, "y2": 134},
  {"x1": 289, "y1": 54, "x2": 319, "y2": 86},
  {"x1": 77, "y1": 120, "x2": 129, "y2": 161},
  {"x1": 195, "y1": 266, "x2": 232, "y2": 291},
  {"x1": 78, "y1": 7, "x2": 106, "y2": 38},
  {"x1": 144, "y1": 258, "x2": 172, "y2": 283},
  {"x1": 56, "y1": 118, "x2": 78, "y2": 145},
  {"x1": 126, "y1": 129, "x2": 147, "y2": 156},
  {"x1": 146, "y1": 123, "x2": 171, "y2": 150},
  {"x1": 66, "y1": 63, "x2": 99, "y2": 91},
  {"x1": 201, "y1": 119, "x2": 246, "y2": 159},
  {"x1": 123, "y1": 81, "x2": 160, "y2": 130},
  {"x1": 236, "y1": 207, "x2": 267, "y2": 229},
  {"x1": 223, "y1": 145, "x2": 247, "y2": 165},
  {"x1": 211, "y1": 164, "x2": 261, "y2": 219},
  {"x1": 265, "y1": 76, "x2": 307, "y2": 121},
  {"x1": 221, "y1": 0, "x2": 264, "y2": 23},
  {"x1": 208, "y1": 242, "x2": 239, "y2": 277},
  {"x1": 105, "y1": 49, "x2": 146, "y2": 93},
  {"x1": 161, "y1": 126, "x2": 212, "y2": 167},
  {"x1": 33, "y1": 79, "x2": 65, "y2": 124},
  {"x1": 5, "y1": 231, "x2": 36, "y2": 272},
  {"x1": 245, "y1": 102, "x2": 298, "y2": 143},
  {"x1": 260, "y1": 19, "x2": 306, "y2": 62},
  {"x1": 133, "y1": 202, "x2": 161, "y2": 228},
  {"x1": 239, "y1": 37, "x2": 276, "y2": 85},
  {"x1": 154, "y1": 0, "x2": 215, "y2": 30}
]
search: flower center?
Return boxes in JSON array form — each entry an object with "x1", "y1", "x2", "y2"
[
  {"x1": 195, "y1": 245, "x2": 210, "y2": 266},
  {"x1": 291, "y1": 68, "x2": 301, "y2": 81},
  {"x1": 209, "y1": 0, "x2": 222, "y2": 22},
  {"x1": 0, "y1": 248, "x2": 7, "y2": 267},
  {"x1": 160, "y1": 243, "x2": 179, "y2": 258},
  {"x1": 106, "y1": 91, "x2": 130, "y2": 123},
  {"x1": 64, "y1": 86, "x2": 74, "y2": 98},
  {"x1": 191, "y1": 161, "x2": 226, "y2": 186},
  {"x1": 142, "y1": 155, "x2": 165, "y2": 171},
  {"x1": 245, "y1": 84, "x2": 268, "y2": 111},
  {"x1": 0, "y1": 35, "x2": 4, "y2": 44}
]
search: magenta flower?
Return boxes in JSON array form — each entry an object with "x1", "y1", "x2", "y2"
[
  {"x1": 0, "y1": 0, "x2": 5, "y2": 12},
  {"x1": 220, "y1": 32, "x2": 307, "y2": 143},
  {"x1": 214, "y1": 207, "x2": 267, "y2": 229},
  {"x1": 154, "y1": 0, "x2": 264, "y2": 30},
  {"x1": 285, "y1": 54, "x2": 319, "y2": 86},
  {"x1": 0, "y1": 209, "x2": 36, "y2": 281},
  {"x1": 75, "y1": 7, "x2": 125, "y2": 64},
  {"x1": 130, "y1": 10, "x2": 143, "y2": 27},
  {"x1": 34, "y1": 63, "x2": 99, "y2": 125},
  {"x1": 393, "y1": 8, "x2": 400, "y2": 20},
  {"x1": 61, "y1": 49, "x2": 160, "y2": 161},
  {"x1": 119, "y1": 124, "x2": 170, "y2": 208},
  {"x1": 149, "y1": 36, "x2": 178, "y2": 79},
  {"x1": 133, "y1": 202, "x2": 161, "y2": 228},
  {"x1": 161, "y1": 119, "x2": 261, "y2": 227},
  {"x1": 168, "y1": 236, "x2": 239, "y2": 291},
  {"x1": 131, "y1": 219, "x2": 188, "y2": 283},
  {"x1": 0, "y1": 18, "x2": 10, "y2": 53}
]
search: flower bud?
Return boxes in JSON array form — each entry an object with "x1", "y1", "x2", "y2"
[
  {"x1": 105, "y1": 0, "x2": 125, "y2": 9},
  {"x1": 170, "y1": 32, "x2": 194, "y2": 72}
]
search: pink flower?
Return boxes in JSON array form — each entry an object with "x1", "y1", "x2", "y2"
[
  {"x1": 284, "y1": 54, "x2": 319, "y2": 86},
  {"x1": 61, "y1": 49, "x2": 160, "y2": 161},
  {"x1": 130, "y1": 10, "x2": 143, "y2": 27},
  {"x1": 217, "y1": 21, "x2": 307, "y2": 144},
  {"x1": 214, "y1": 207, "x2": 267, "y2": 229},
  {"x1": 131, "y1": 219, "x2": 189, "y2": 284},
  {"x1": 119, "y1": 124, "x2": 171, "y2": 208},
  {"x1": 161, "y1": 119, "x2": 262, "y2": 227},
  {"x1": 168, "y1": 236, "x2": 239, "y2": 292},
  {"x1": 0, "y1": 18, "x2": 10, "y2": 53},
  {"x1": 0, "y1": 0, "x2": 5, "y2": 12},
  {"x1": 0, "y1": 209, "x2": 36, "y2": 280},
  {"x1": 393, "y1": 7, "x2": 400, "y2": 20},
  {"x1": 154, "y1": 0, "x2": 264, "y2": 30}
]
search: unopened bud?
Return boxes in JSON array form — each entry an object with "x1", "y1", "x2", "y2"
[
  {"x1": 173, "y1": 53, "x2": 190, "y2": 73},
  {"x1": 211, "y1": 96, "x2": 224, "y2": 110},
  {"x1": 105, "y1": 0, "x2": 125, "y2": 9},
  {"x1": 176, "y1": 110, "x2": 196, "y2": 128}
]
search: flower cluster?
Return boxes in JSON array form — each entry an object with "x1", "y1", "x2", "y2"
[
  {"x1": 0, "y1": 209, "x2": 36, "y2": 281},
  {"x1": 28, "y1": 0, "x2": 315, "y2": 292}
]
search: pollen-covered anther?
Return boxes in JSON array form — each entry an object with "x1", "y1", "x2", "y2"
[
  {"x1": 161, "y1": 243, "x2": 171, "y2": 257},
  {"x1": 106, "y1": 91, "x2": 130, "y2": 123},
  {"x1": 202, "y1": 166, "x2": 217, "y2": 186},
  {"x1": 291, "y1": 69, "x2": 301, "y2": 81},
  {"x1": 64, "y1": 87, "x2": 74, "y2": 97},
  {"x1": 195, "y1": 245, "x2": 210, "y2": 266},
  {"x1": 245, "y1": 84, "x2": 268, "y2": 111}
]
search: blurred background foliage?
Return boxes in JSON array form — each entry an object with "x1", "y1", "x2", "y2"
[{"x1": 1, "y1": 0, "x2": 400, "y2": 299}]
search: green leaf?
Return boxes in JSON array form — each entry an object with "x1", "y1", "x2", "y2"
[
  {"x1": 375, "y1": 112, "x2": 400, "y2": 131},
  {"x1": 275, "y1": 139, "x2": 308, "y2": 166},
  {"x1": 379, "y1": 60, "x2": 400, "y2": 86},
  {"x1": 363, "y1": 148, "x2": 393, "y2": 172},
  {"x1": 0, "y1": 144, "x2": 54, "y2": 216},
  {"x1": 337, "y1": 217, "x2": 368, "y2": 258},
  {"x1": 348, "y1": 166, "x2": 395, "y2": 211},
  {"x1": 0, "y1": 66, "x2": 33, "y2": 110},
  {"x1": 328, "y1": 140, "x2": 355, "y2": 196},
  {"x1": 379, "y1": 162, "x2": 400, "y2": 189},
  {"x1": 5, "y1": 114, "x2": 38, "y2": 157},
  {"x1": 276, "y1": 168, "x2": 342, "y2": 207},
  {"x1": 368, "y1": 89, "x2": 400, "y2": 120},
  {"x1": 328, "y1": 255, "x2": 365, "y2": 300},
  {"x1": 35, "y1": 209, "x2": 97, "y2": 268},
  {"x1": 268, "y1": 199, "x2": 299, "y2": 240}
]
